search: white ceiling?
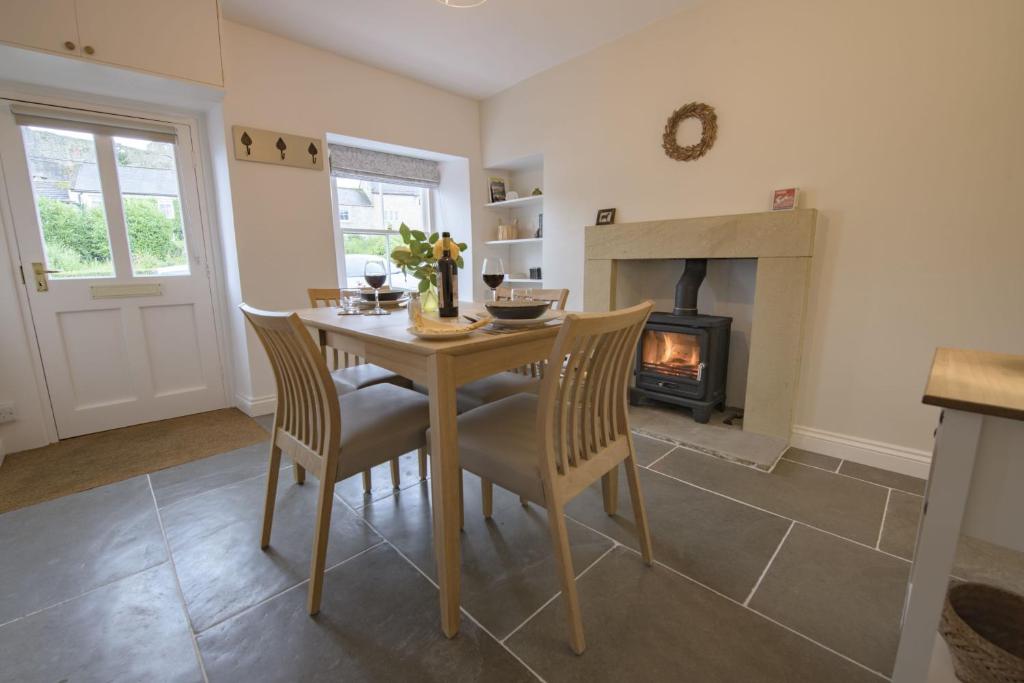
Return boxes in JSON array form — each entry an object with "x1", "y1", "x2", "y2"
[{"x1": 220, "y1": 0, "x2": 701, "y2": 99}]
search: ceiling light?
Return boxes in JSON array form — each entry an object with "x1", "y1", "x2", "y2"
[{"x1": 437, "y1": 0, "x2": 487, "y2": 7}]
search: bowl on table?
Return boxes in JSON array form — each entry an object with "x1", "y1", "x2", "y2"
[
  {"x1": 360, "y1": 288, "x2": 408, "y2": 302},
  {"x1": 484, "y1": 300, "x2": 552, "y2": 320}
]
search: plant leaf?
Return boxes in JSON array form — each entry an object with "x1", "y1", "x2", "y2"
[
  {"x1": 399, "y1": 223, "x2": 411, "y2": 242},
  {"x1": 411, "y1": 230, "x2": 427, "y2": 242},
  {"x1": 457, "y1": 242, "x2": 468, "y2": 251},
  {"x1": 428, "y1": 232, "x2": 439, "y2": 243},
  {"x1": 418, "y1": 278, "x2": 429, "y2": 293},
  {"x1": 455, "y1": 256, "x2": 464, "y2": 268}
]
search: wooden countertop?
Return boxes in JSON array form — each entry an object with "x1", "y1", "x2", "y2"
[{"x1": 923, "y1": 348, "x2": 1024, "y2": 421}]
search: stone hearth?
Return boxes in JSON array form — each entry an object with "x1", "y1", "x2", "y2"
[{"x1": 585, "y1": 210, "x2": 817, "y2": 470}]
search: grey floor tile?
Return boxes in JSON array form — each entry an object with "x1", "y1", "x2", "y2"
[
  {"x1": 161, "y1": 473, "x2": 380, "y2": 632},
  {"x1": 748, "y1": 524, "x2": 909, "y2": 676},
  {"x1": 879, "y1": 492, "x2": 1024, "y2": 593},
  {"x1": 838, "y1": 461, "x2": 926, "y2": 495},
  {"x1": 507, "y1": 546, "x2": 881, "y2": 682},
  {"x1": 953, "y1": 535, "x2": 1024, "y2": 595},
  {"x1": 254, "y1": 413, "x2": 274, "y2": 432},
  {"x1": 566, "y1": 465, "x2": 791, "y2": 601},
  {"x1": 630, "y1": 433, "x2": 676, "y2": 466},
  {"x1": 879, "y1": 490, "x2": 921, "y2": 559},
  {"x1": 0, "y1": 563, "x2": 201, "y2": 683},
  {"x1": 335, "y1": 451, "x2": 426, "y2": 509},
  {"x1": 783, "y1": 447, "x2": 841, "y2": 472},
  {"x1": 199, "y1": 543, "x2": 533, "y2": 682},
  {"x1": 362, "y1": 472, "x2": 613, "y2": 639},
  {"x1": 150, "y1": 441, "x2": 285, "y2": 508},
  {"x1": 653, "y1": 449, "x2": 888, "y2": 545},
  {"x1": 0, "y1": 475, "x2": 166, "y2": 624}
]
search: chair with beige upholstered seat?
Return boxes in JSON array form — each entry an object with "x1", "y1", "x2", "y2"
[
  {"x1": 455, "y1": 287, "x2": 570, "y2": 412},
  {"x1": 308, "y1": 288, "x2": 426, "y2": 489},
  {"x1": 241, "y1": 304, "x2": 431, "y2": 615},
  {"x1": 454, "y1": 301, "x2": 655, "y2": 654}
]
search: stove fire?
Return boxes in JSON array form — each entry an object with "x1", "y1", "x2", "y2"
[{"x1": 640, "y1": 329, "x2": 702, "y2": 379}]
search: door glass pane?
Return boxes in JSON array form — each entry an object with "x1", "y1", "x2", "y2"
[
  {"x1": 22, "y1": 126, "x2": 115, "y2": 279},
  {"x1": 113, "y1": 136, "x2": 190, "y2": 277}
]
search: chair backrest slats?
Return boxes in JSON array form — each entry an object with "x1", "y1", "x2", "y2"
[
  {"x1": 307, "y1": 288, "x2": 367, "y2": 369},
  {"x1": 241, "y1": 304, "x2": 341, "y2": 475},
  {"x1": 537, "y1": 301, "x2": 653, "y2": 481}
]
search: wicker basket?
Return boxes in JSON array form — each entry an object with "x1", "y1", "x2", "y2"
[{"x1": 940, "y1": 583, "x2": 1024, "y2": 683}]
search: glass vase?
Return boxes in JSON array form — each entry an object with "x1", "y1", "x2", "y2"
[{"x1": 420, "y1": 282, "x2": 439, "y2": 313}]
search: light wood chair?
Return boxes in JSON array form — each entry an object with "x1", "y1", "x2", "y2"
[
  {"x1": 308, "y1": 288, "x2": 426, "y2": 489},
  {"x1": 495, "y1": 285, "x2": 569, "y2": 311},
  {"x1": 456, "y1": 287, "x2": 571, "y2": 411},
  {"x1": 455, "y1": 301, "x2": 655, "y2": 654},
  {"x1": 241, "y1": 304, "x2": 430, "y2": 615}
]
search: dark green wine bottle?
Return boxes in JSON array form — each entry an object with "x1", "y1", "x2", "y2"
[{"x1": 437, "y1": 232, "x2": 459, "y2": 318}]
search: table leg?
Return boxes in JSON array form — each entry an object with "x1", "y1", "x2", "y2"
[
  {"x1": 427, "y1": 352, "x2": 461, "y2": 638},
  {"x1": 892, "y1": 409, "x2": 982, "y2": 683}
]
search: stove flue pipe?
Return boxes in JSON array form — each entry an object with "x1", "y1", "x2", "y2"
[{"x1": 673, "y1": 258, "x2": 707, "y2": 316}]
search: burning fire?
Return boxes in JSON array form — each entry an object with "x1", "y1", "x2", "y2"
[{"x1": 641, "y1": 330, "x2": 701, "y2": 379}]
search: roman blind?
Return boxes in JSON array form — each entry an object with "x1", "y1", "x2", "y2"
[
  {"x1": 11, "y1": 103, "x2": 177, "y2": 144},
  {"x1": 328, "y1": 144, "x2": 440, "y2": 188}
]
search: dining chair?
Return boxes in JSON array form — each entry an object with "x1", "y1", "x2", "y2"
[
  {"x1": 455, "y1": 287, "x2": 570, "y2": 412},
  {"x1": 453, "y1": 301, "x2": 655, "y2": 654},
  {"x1": 241, "y1": 304, "x2": 430, "y2": 615},
  {"x1": 308, "y1": 288, "x2": 426, "y2": 489}
]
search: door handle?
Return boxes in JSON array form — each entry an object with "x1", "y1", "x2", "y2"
[{"x1": 31, "y1": 262, "x2": 60, "y2": 292}]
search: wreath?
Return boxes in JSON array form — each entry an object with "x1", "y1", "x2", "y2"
[{"x1": 662, "y1": 102, "x2": 718, "y2": 161}]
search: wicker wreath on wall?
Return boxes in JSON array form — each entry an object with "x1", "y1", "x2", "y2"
[{"x1": 662, "y1": 102, "x2": 718, "y2": 161}]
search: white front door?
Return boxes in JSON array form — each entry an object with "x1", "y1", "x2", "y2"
[{"x1": 0, "y1": 101, "x2": 226, "y2": 438}]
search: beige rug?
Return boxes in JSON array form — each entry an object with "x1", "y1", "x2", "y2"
[{"x1": 0, "y1": 408, "x2": 268, "y2": 514}]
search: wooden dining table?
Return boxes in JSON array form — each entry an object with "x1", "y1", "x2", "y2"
[{"x1": 297, "y1": 301, "x2": 564, "y2": 638}]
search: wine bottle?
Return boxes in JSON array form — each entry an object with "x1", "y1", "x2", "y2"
[{"x1": 437, "y1": 232, "x2": 459, "y2": 318}]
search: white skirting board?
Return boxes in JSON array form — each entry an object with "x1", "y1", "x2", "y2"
[
  {"x1": 790, "y1": 425, "x2": 932, "y2": 479},
  {"x1": 235, "y1": 393, "x2": 276, "y2": 417}
]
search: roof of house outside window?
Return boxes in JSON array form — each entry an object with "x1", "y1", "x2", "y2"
[
  {"x1": 72, "y1": 163, "x2": 179, "y2": 197},
  {"x1": 335, "y1": 187, "x2": 374, "y2": 207}
]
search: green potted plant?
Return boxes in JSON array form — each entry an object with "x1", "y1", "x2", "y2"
[{"x1": 390, "y1": 223, "x2": 467, "y2": 312}]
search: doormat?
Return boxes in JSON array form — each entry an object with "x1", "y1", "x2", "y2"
[{"x1": 0, "y1": 408, "x2": 268, "y2": 514}]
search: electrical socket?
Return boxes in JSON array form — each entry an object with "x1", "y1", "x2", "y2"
[{"x1": 0, "y1": 402, "x2": 15, "y2": 424}]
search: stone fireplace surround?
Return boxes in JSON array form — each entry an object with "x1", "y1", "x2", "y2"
[{"x1": 584, "y1": 210, "x2": 816, "y2": 470}]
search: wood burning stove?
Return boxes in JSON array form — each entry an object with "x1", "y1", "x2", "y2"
[{"x1": 630, "y1": 259, "x2": 731, "y2": 423}]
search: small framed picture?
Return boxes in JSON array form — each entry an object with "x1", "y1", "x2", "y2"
[
  {"x1": 771, "y1": 188, "x2": 798, "y2": 211},
  {"x1": 489, "y1": 177, "x2": 507, "y2": 203},
  {"x1": 595, "y1": 208, "x2": 617, "y2": 225}
]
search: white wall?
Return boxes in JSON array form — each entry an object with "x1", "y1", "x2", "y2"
[
  {"x1": 480, "y1": 0, "x2": 1024, "y2": 455},
  {"x1": 218, "y1": 21, "x2": 486, "y2": 408}
]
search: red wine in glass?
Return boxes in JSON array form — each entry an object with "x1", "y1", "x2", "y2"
[
  {"x1": 481, "y1": 257, "x2": 505, "y2": 301},
  {"x1": 364, "y1": 274, "x2": 387, "y2": 289}
]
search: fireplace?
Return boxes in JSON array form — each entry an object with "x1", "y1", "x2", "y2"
[{"x1": 630, "y1": 259, "x2": 731, "y2": 423}]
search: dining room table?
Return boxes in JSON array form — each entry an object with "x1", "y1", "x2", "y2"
[{"x1": 297, "y1": 300, "x2": 584, "y2": 638}]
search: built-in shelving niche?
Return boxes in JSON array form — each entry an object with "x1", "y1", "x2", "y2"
[{"x1": 484, "y1": 154, "x2": 544, "y2": 290}]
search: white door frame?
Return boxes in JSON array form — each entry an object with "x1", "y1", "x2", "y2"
[{"x1": 0, "y1": 87, "x2": 234, "y2": 444}]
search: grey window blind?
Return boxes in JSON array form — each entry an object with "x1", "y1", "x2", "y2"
[{"x1": 328, "y1": 144, "x2": 440, "y2": 188}]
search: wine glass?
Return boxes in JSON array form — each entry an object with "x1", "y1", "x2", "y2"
[
  {"x1": 363, "y1": 258, "x2": 389, "y2": 316},
  {"x1": 481, "y1": 258, "x2": 505, "y2": 301}
]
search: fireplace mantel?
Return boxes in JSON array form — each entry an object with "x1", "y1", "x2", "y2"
[{"x1": 584, "y1": 209, "x2": 817, "y2": 469}]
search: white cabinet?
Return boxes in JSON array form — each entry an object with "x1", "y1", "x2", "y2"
[
  {"x1": 0, "y1": 0, "x2": 223, "y2": 86},
  {"x1": 0, "y1": 0, "x2": 81, "y2": 55}
]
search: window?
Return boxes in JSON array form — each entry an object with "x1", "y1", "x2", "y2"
[
  {"x1": 21, "y1": 121, "x2": 190, "y2": 279},
  {"x1": 333, "y1": 176, "x2": 430, "y2": 289},
  {"x1": 23, "y1": 126, "x2": 115, "y2": 279}
]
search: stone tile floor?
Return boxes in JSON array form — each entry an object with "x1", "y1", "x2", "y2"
[{"x1": 1, "y1": 418, "x2": 1018, "y2": 682}]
